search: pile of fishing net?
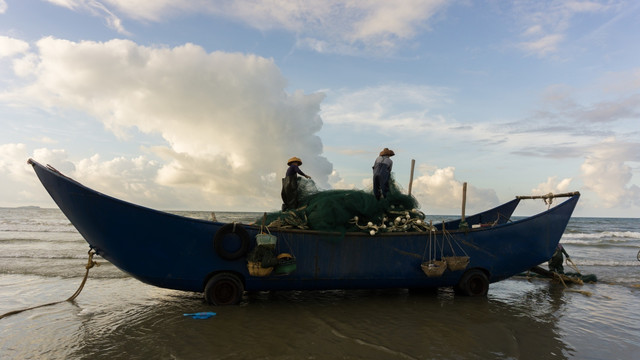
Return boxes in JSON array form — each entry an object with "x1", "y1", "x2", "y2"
[{"x1": 261, "y1": 176, "x2": 433, "y2": 235}]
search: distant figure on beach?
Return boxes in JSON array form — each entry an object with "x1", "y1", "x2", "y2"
[
  {"x1": 281, "y1": 157, "x2": 311, "y2": 211},
  {"x1": 372, "y1": 148, "x2": 394, "y2": 200},
  {"x1": 548, "y1": 243, "x2": 570, "y2": 273}
]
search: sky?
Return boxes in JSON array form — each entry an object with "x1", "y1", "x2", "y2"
[{"x1": 0, "y1": 0, "x2": 639, "y2": 218}]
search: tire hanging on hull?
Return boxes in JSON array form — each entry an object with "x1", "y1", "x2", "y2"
[{"x1": 213, "y1": 223, "x2": 250, "y2": 261}]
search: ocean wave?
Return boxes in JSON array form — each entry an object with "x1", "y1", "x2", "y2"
[
  {"x1": 0, "y1": 254, "x2": 97, "y2": 260},
  {"x1": 562, "y1": 259, "x2": 640, "y2": 267},
  {"x1": 560, "y1": 240, "x2": 639, "y2": 248},
  {"x1": 563, "y1": 231, "x2": 640, "y2": 239},
  {"x1": 561, "y1": 232, "x2": 640, "y2": 247},
  {"x1": 0, "y1": 228, "x2": 77, "y2": 233},
  {"x1": 0, "y1": 237, "x2": 85, "y2": 244}
]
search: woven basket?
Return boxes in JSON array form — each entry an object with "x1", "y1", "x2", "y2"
[
  {"x1": 421, "y1": 260, "x2": 447, "y2": 277},
  {"x1": 256, "y1": 233, "x2": 277, "y2": 247},
  {"x1": 275, "y1": 253, "x2": 297, "y2": 275},
  {"x1": 247, "y1": 261, "x2": 273, "y2": 277},
  {"x1": 443, "y1": 256, "x2": 470, "y2": 271}
]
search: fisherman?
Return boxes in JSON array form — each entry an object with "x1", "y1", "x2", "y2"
[
  {"x1": 281, "y1": 157, "x2": 311, "y2": 211},
  {"x1": 372, "y1": 148, "x2": 394, "y2": 200},
  {"x1": 548, "y1": 243, "x2": 570, "y2": 274}
]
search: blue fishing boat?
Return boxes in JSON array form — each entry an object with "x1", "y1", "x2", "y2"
[{"x1": 28, "y1": 159, "x2": 579, "y2": 305}]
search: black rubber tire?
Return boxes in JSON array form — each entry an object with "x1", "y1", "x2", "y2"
[
  {"x1": 204, "y1": 273, "x2": 244, "y2": 305},
  {"x1": 213, "y1": 223, "x2": 250, "y2": 261},
  {"x1": 455, "y1": 269, "x2": 489, "y2": 297}
]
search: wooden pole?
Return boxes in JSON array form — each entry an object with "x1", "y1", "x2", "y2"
[
  {"x1": 515, "y1": 191, "x2": 580, "y2": 200},
  {"x1": 461, "y1": 182, "x2": 467, "y2": 222},
  {"x1": 408, "y1": 159, "x2": 415, "y2": 196}
]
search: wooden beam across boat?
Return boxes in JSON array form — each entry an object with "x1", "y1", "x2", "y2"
[{"x1": 516, "y1": 192, "x2": 580, "y2": 200}]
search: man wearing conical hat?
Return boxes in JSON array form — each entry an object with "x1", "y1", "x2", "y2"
[
  {"x1": 281, "y1": 157, "x2": 311, "y2": 210},
  {"x1": 372, "y1": 148, "x2": 394, "y2": 200}
]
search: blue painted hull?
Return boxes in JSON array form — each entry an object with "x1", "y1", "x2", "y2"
[{"x1": 29, "y1": 159, "x2": 579, "y2": 295}]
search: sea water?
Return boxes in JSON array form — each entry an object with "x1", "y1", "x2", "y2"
[{"x1": 1, "y1": 208, "x2": 639, "y2": 359}]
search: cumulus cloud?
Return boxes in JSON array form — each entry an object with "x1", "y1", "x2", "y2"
[
  {"x1": 72, "y1": 154, "x2": 173, "y2": 207},
  {"x1": 5, "y1": 37, "x2": 332, "y2": 210},
  {"x1": 408, "y1": 165, "x2": 499, "y2": 214},
  {"x1": 0, "y1": 36, "x2": 30, "y2": 57},
  {"x1": 0, "y1": 145, "x2": 74, "y2": 183},
  {"x1": 0, "y1": 143, "x2": 31, "y2": 181},
  {"x1": 328, "y1": 169, "x2": 356, "y2": 190},
  {"x1": 45, "y1": 0, "x2": 450, "y2": 55},
  {"x1": 32, "y1": 147, "x2": 76, "y2": 174},
  {"x1": 531, "y1": 176, "x2": 573, "y2": 195},
  {"x1": 580, "y1": 138, "x2": 640, "y2": 208},
  {"x1": 0, "y1": 144, "x2": 76, "y2": 206}
]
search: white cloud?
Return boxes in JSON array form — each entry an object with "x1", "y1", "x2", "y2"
[
  {"x1": 0, "y1": 143, "x2": 31, "y2": 181},
  {"x1": 532, "y1": 176, "x2": 573, "y2": 195},
  {"x1": 0, "y1": 0, "x2": 6, "y2": 14},
  {"x1": 513, "y1": 0, "x2": 615, "y2": 57},
  {"x1": 580, "y1": 138, "x2": 640, "y2": 208},
  {"x1": 0, "y1": 36, "x2": 30, "y2": 58},
  {"x1": 73, "y1": 154, "x2": 169, "y2": 206},
  {"x1": 519, "y1": 34, "x2": 564, "y2": 56},
  {"x1": 321, "y1": 84, "x2": 452, "y2": 132},
  {"x1": 5, "y1": 37, "x2": 332, "y2": 210},
  {"x1": 409, "y1": 164, "x2": 499, "y2": 214},
  {"x1": 45, "y1": 0, "x2": 451, "y2": 55},
  {"x1": 44, "y1": 0, "x2": 129, "y2": 34},
  {"x1": 328, "y1": 169, "x2": 355, "y2": 190},
  {"x1": 0, "y1": 144, "x2": 74, "y2": 206},
  {"x1": 31, "y1": 136, "x2": 58, "y2": 145},
  {"x1": 32, "y1": 147, "x2": 75, "y2": 174},
  {"x1": 534, "y1": 72, "x2": 640, "y2": 127}
]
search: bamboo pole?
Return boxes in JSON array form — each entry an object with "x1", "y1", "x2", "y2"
[
  {"x1": 516, "y1": 191, "x2": 580, "y2": 200},
  {"x1": 408, "y1": 159, "x2": 415, "y2": 196},
  {"x1": 461, "y1": 182, "x2": 467, "y2": 223}
]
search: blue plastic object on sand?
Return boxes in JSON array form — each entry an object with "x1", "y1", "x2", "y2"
[{"x1": 184, "y1": 312, "x2": 216, "y2": 319}]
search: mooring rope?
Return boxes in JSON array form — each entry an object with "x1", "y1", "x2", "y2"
[
  {"x1": 566, "y1": 258, "x2": 581, "y2": 275},
  {"x1": 0, "y1": 249, "x2": 98, "y2": 320}
]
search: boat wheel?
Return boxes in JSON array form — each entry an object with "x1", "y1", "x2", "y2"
[
  {"x1": 455, "y1": 269, "x2": 489, "y2": 297},
  {"x1": 204, "y1": 273, "x2": 244, "y2": 305}
]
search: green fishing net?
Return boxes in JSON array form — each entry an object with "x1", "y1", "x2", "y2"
[{"x1": 261, "y1": 176, "x2": 430, "y2": 235}]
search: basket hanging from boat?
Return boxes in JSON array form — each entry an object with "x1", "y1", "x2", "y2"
[
  {"x1": 443, "y1": 256, "x2": 470, "y2": 271},
  {"x1": 421, "y1": 260, "x2": 447, "y2": 277},
  {"x1": 247, "y1": 261, "x2": 273, "y2": 276},
  {"x1": 275, "y1": 253, "x2": 297, "y2": 275},
  {"x1": 256, "y1": 233, "x2": 277, "y2": 247}
]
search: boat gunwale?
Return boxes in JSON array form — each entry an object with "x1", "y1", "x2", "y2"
[{"x1": 28, "y1": 158, "x2": 579, "y2": 239}]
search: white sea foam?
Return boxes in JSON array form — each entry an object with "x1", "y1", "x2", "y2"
[{"x1": 563, "y1": 231, "x2": 640, "y2": 240}]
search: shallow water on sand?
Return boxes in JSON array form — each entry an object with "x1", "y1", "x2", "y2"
[{"x1": 1, "y1": 209, "x2": 639, "y2": 359}]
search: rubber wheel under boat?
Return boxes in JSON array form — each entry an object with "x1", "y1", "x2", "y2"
[
  {"x1": 213, "y1": 223, "x2": 250, "y2": 261},
  {"x1": 204, "y1": 273, "x2": 244, "y2": 305},
  {"x1": 455, "y1": 269, "x2": 489, "y2": 297}
]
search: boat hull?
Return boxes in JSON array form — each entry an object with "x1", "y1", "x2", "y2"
[{"x1": 29, "y1": 159, "x2": 579, "y2": 297}]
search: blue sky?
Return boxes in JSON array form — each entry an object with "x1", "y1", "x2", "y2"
[{"x1": 1, "y1": 0, "x2": 639, "y2": 217}]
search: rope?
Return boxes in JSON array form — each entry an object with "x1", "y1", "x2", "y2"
[
  {"x1": 554, "y1": 272, "x2": 568, "y2": 288},
  {"x1": 566, "y1": 258, "x2": 581, "y2": 275},
  {"x1": 0, "y1": 249, "x2": 98, "y2": 320}
]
